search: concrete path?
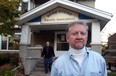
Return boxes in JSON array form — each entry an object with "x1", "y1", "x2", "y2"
[{"x1": 29, "y1": 59, "x2": 51, "y2": 76}]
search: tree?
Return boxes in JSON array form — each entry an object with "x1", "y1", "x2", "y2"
[{"x1": 0, "y1": 0, "x2": 22, "y2": 36}]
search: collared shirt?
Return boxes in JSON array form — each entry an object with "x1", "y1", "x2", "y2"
[{"x1": 51, "y1": 48, "x2": 107, "y2": 76}]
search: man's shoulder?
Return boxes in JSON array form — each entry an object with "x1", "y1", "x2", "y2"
[
  {"x1": 53, "y1": 52, "x2": 69, "y2": 64},
  {"x1": 88, "y1": 49, "x2": 105, "y2": 61},
  {"x1": 88, "y1": 49, "x2": 101, "y2": 56},
  {"x1": 56, "y1": 52, "x2": 69, "y2": 60}
]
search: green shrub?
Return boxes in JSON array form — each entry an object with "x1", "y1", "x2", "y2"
[
  {"x1": 0, "y1": 53, "x2": 19, "y2": 66},
  {"x1": 0, "y1": 70, "x2": 16, "y2": 76},
  {"x1": 0, "y1": 64, "x2": 16, "y2": 76},
  {"x1": 0, "y1": 53, "x2": 10, "y2": 66}
]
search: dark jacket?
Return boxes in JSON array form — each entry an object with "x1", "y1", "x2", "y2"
[{"x1": 41, "y1": 45, "x2": 55, "y2": 58}]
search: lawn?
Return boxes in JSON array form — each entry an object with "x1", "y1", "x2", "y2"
[{"x1": 108, "y1": 72, "x2": 116, "y2": 76}]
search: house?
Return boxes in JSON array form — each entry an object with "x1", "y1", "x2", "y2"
[
  {"x1": 18, "y1": 0, "x2": 112, "y2": 75},
  {"x1": 104, "y1": 33, "x2": 116, "y2": 71},
  {"x1": 0, "y1": 25, "x2": 21, "y2": 52}
]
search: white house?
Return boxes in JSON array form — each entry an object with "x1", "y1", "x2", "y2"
[{"x1": 18, "y1": 0, "x2": 112, "y2": 75}]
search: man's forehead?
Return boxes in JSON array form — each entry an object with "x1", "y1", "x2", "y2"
[
  {"x1": 69, "y1": 25, "x2": 86, "y2": 30},
  {"x1": 46, "y1": 42, "x2": 50, "y2": 44}
]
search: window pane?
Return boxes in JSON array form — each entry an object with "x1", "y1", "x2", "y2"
[
  {"x1": 2, "y1": 36, "x2": 7, "y2": 49},
  {"x1": 57, "y1": 43, "x2": 69, "y2": 51},
  {"x1": 56, "y1": 34, "x2": 69, "y2": 51},
  {"x1": 8, "y1": 35, "x2": 20, "y2": 50},
  {"x1": 57, "y1": 34, "x2": 67, "y2": 42}
]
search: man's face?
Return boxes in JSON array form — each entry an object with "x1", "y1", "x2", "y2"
[
  {"x1": 66, "y1": 24, "x2": 88, "y2": 50},
  {"x1": 46, "y1": 42, "x2": 50, "y2": 46}
]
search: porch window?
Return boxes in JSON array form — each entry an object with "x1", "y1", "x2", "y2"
[{"x1": 56, "y1": 34, "x2": 69, "y2": 51}]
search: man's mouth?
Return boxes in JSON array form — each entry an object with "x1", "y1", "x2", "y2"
[{"x1": 75, "y1": 39, "x2": 83, "y2": 42}]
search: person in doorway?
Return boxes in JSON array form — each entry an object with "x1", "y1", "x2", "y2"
[
  {"x1": 51, "y1": 21, "x2": 107, "y2": 76},
  {"x1": 41, "y1": 41, "x2": 55, "y2": 74}
]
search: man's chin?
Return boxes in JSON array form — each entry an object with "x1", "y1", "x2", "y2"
[
  {"x1": 76, "y1": 47, "x2": 83, "y2": 50},
  {"x1": 75, "y1": 45, "x2": 84, "y2": 50}
]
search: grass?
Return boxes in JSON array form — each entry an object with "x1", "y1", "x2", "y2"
[{"x1": 108, "y1": 72, "x2": 116, "y2": 76}]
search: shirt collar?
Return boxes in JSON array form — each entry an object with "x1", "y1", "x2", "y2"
[
  {"x1": 70, "y1": 46, "x2": 86, "y2": 55},
  {"x1": 68, "y1": 46, "x2": 89, "y2": 58}
]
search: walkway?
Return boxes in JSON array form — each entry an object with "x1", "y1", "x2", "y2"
[{"x1": 29, "y1": 59, "x2": 50, "y2": 76}]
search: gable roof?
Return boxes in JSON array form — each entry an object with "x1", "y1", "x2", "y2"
[{"x1": 19, "y1": 0, "x2": 112, "y2": 28}]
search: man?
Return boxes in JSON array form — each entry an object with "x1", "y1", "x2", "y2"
[
  {"x1": 41, "y1": 41, "x2": 55, "y2": 73},
  {"x1": 51, "y1": 21, "x2": 107, "y2": 76}
]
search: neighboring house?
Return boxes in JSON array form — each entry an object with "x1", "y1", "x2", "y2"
[
  {"x1": 108, "y1": 33, "x2": 116, "y2": 49},
  {"x1": 0, "y1": 0, "x2": 28, "y2": 52},
  {"x1": 18, "y1": 0, "x2": 112, "y2": 75},
  {"x1": 0, "y1": 26, "x2": 21, "y2": 52},
  {"x1": 105, "y1": 33, "x2": 116, "y2": 71}
]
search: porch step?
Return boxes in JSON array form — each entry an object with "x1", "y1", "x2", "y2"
[{"x1": 29, "y1": 59, "x2": 50, "y2": 76}]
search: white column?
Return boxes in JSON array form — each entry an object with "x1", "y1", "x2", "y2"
[
  {"x1": 28, "y1": 0, "x2": 35, "y2": 10},
  {"x1": 6, "y1": 36, "x2": 9, "y2": 50},
  {"x1": 20, "y1": 25, "x2": 31, "y2": 58},
  {"x1": 28, "y1": 0, "x2": 31, "y2": 11},
  {"x1": 91, "y1": 21, "x2": 102, "y2": 54},
  {"x1": 0, "y1": 35, "x2": 1, "y2": 50},
  {"x1": 19, "y1": 24, "x2": 32, "y2": 75},
  {"x1": 20, "y1": 25, "x2": 31, "y2": 45}
]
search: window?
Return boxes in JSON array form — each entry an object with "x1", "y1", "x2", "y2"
[
  {"x1": 33, "y1": 0, "x2": 49, "y2": 7},
  {"x1": 8, "y1": 35, "x2": 20, "y2": 50},
  {"x1": 55, "y1": 32, "x2": 69, "y2": 51},
  {"x1": 22, "y1": 2, "x2": 28, "y2": 13},
  {"x1": 1, "y1": 36, "x2": 7, "y2": 49},
  {"x1": 0, "y1": 34, "x2": 20, "y2": 50}
]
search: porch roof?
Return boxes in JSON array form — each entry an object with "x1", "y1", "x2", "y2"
[{"x1": 19, "y1": 0, "x2": 112, "y2": 30}]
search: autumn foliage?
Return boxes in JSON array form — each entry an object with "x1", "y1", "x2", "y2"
[{"x1": 0, "y1": 0, "x2": 22, "y2": 35}]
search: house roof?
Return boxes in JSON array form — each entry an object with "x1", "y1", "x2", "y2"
[{"x1": 19, "y1": 0, "x2": 112, "y2": 29}]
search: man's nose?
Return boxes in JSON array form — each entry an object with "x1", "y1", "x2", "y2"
[{"x1": 76, "y1": 33, "x2": 82, "y2": 38}]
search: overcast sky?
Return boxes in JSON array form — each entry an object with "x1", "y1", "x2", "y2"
[{"x1": 95, "y1": 0, "x2": 116, "y2": 42}]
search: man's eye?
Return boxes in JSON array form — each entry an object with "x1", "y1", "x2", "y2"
[
  {"x1": 71, "y1": 32, "x2": 77, "y2": 36},
  {"x1": 81, "y1": 32, "x2": 86, "y2": 35}
]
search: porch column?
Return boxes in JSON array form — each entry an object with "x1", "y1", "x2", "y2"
[
  {"x1": 0, "y1": 35, "x2": 1, "y2": 50},
  {"x1": 19, "y1": 25, "x2": 31, "y2": 58},
  {"x1": 91, "y1": 21, "x2": 102, "y2": 54},
  {"x1": 28, "y1": 0, "x2": 35, "y2": 10}
]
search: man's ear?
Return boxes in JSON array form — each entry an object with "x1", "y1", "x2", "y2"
[{"x1": 66, "y1": 36, "x2": 69, "y2": 43}]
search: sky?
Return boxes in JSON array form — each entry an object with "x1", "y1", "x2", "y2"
[{"x1": 95, "y1": 0, "x2": 116, "y2": 43}]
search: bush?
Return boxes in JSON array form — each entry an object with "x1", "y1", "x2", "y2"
[
  {"x1": 0, "y1": 53, "x2": 10, "y2": 66},
  {"x1": 0, "y1": 53, "x2": 19, "y2": 66},
  {"x1": 9, "y1": 53, "x2": 19, "y2": 66},
  {"x1": 0, "y1": 53, "x2": 25, "y2": 76},
  {"x1": 0, "y1": 64, "x2": 16, "y2": 76}
]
